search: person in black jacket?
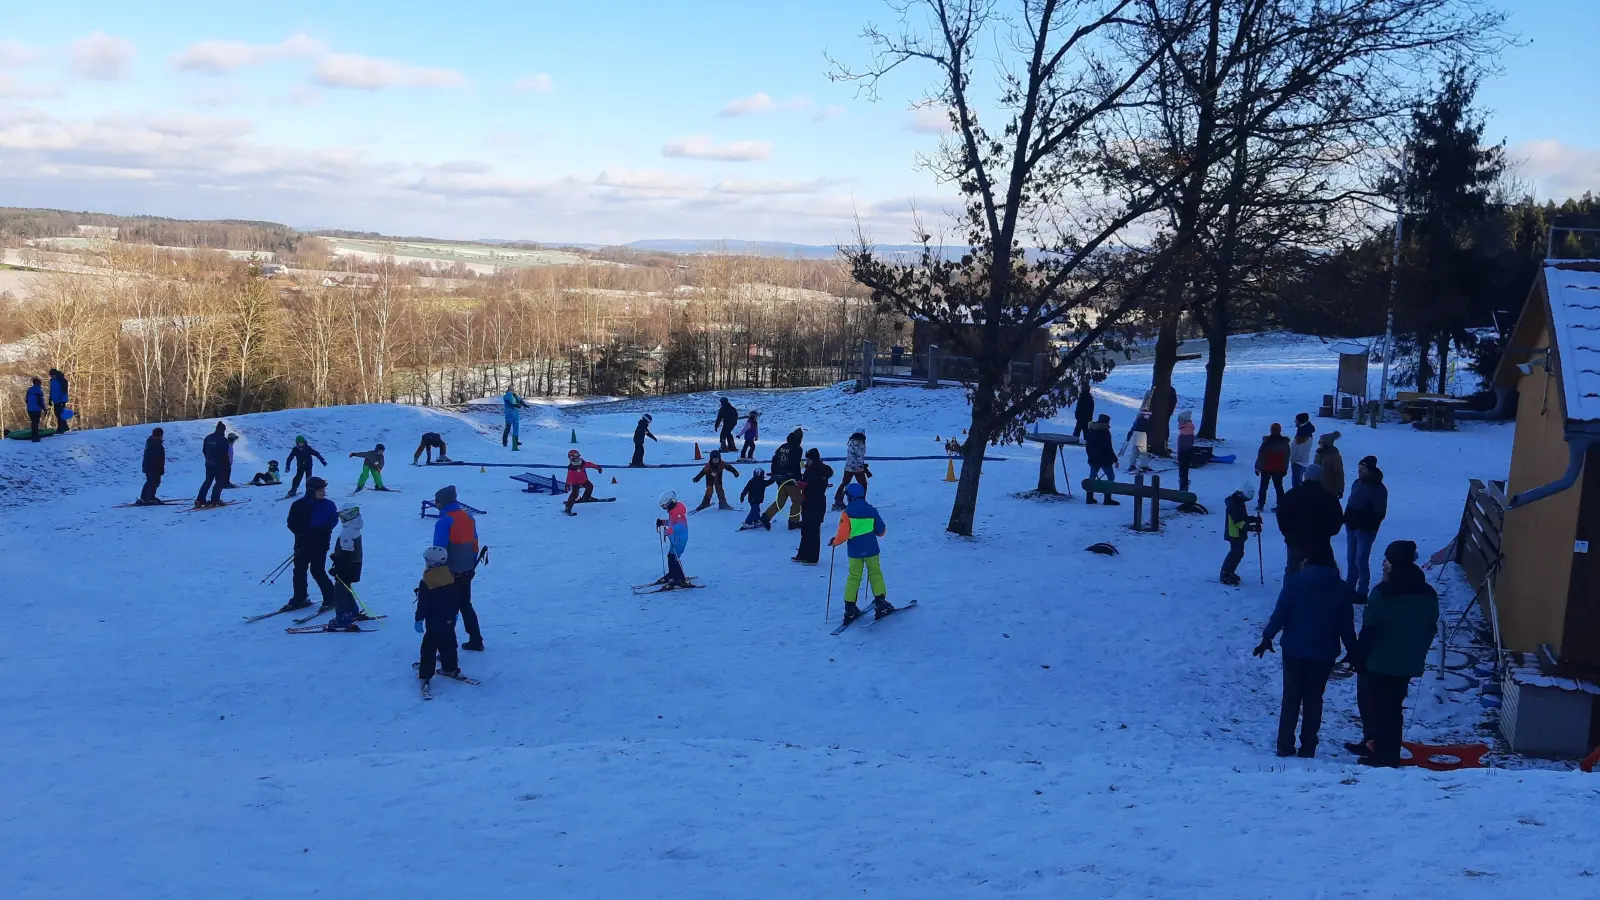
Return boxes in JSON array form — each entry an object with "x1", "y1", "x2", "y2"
[
  {"x1": 415, "y1": 545, "x2": 465, "y2": 692},
  {"x1": 195, "y1": 422, "x2": 230, "y2": 507},
  {"x1": 1083, "y1": 414, "x2": 1120, "y2": 506},
  {"x1": 284, "y1": 435, "x2": 328, "y2": 497},
  {"x1": 138, "y1": 427, "x2": 165, "y2": 505},
  {"x1": 739, "y1": 468, "x2": 773, "y2": 530},
  {"x1": 1072, "y1": 382, "x2": 1095, "y2": 440},
  {"x1": 324, "y1": 506, "x2": 365, "y2": 630},
  {"x1": 631, "y1": 414, "x2": 657, "y2": 467},
  {"x1": 282, "y1": 476, "x2": 338, "y2": 612},
  {"x1": 794, "y1": 450, "x2": 834, "y2": 564},
  {"x1": 1343, "y1": 456, "x2": 1388, "y2": 597},
  {"x1": 714, "y1": 397, "x2": 739, "y2": 453},
  {"x1": 762, "y1": 428, "x2": 806, "y2": 529},
  {"x1": 1277, "y1": 463, "x2": 1344, "y2": 577}
]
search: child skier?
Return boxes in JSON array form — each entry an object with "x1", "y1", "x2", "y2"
[
  {"x1": 413, "y1": 432, "x2": 450, "y2": 465},
  {"x1": 1221, "y1": 487, "x2": 1261, "y2": 586},
  {"x1": 249, "y1": 459, "x2": 282, "y2": 487},
  {"x1": 691, "y1": 449, "x2": 740, "y2": 511},
  {"x1": 829, "y1": 482, "x2": 895, "y2": 626},
  {"x1": 655, "y1": 491, "x2": 692, "y2": 588},
  {"x1": 738, "y1": 411, "x2": 760, "y2": 461},
  {"x1": 325, "y1": 506, "x2": 365, "y2": 630},
  {"x1": 350, "y1": 444, "x2": 386, "y2": 492},
  {"x1": 739, "y1": 468, "x2": 773, "y2": 530},
  {"x1": 564, "y1": 449, "x2": 604, "y2": 515},
  {"x1": 283, "y1": 435, "x2": 327, "y2": 497},
  {"x1": 833, "y1": 430, "x2": 870, "y2": 510},
  {"x1": 414, "y1": 545, "x2": 466, "y2": 697}
]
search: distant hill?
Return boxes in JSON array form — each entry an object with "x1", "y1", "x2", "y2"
[{"x1": 620, "y1": 239, "x2": 960, "y2": 260}]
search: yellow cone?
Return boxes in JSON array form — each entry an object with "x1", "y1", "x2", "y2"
[{"x1": 945, "y1": 458, "x2": 958, "y2": 482}]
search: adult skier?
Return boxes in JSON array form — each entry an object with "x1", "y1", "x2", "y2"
[
  {"x1": 738, "y1": 467, "x2": 773, "y2": 530},
  {"x1": 413, "y1": 432, "x2": 450, "y2": 465},
  {"x1": 195, "y1": 422, "x2": 230, "y2": 507},
  {"x1": 630, "y1": 413, "x2": 657, "y2": 467},
  {"x1": 431, "y1": 485, "x2": 484, "y2": 651},
  {"x1": 324, "y1": 505, "x2": 365, "y2": 630},
  {"x1": 502, "y1": 388, "x2": 528, "y2": 450},
  {"x1": 794, "y1": 449, "x2": 834, "y2": 564},
  {"x1": 655, "y1": 490, "x2": 692, "y2": 588},
  {"x1": 48, "y1": 368, "x2": 70, "y2": 433},
  {"x1": 691, "y1": 449, "x2": 740, "y2": 511},
  {"x1": 1072, "y1": 381, "x2": 1095, "y2": 440},
  {"x1": 829, "y1": 482, "x2": 895, "y2": 626},
  {"x1": 414, "y1": 545, "x2": 466, "y2": 696},
  {"x1": 350, "y1": 443, "x2": 386, "y2": 492},
  {"x1": 281, "y1": 476, "x2": 337, "y2": 612},
  {"x1": 761, "y1": 427, "x2": 805, "y2": 530},
  {"x1": 832, "y1": 430, "x2": 870, "y2": 510},
  {"x1": 24, "y1": 376, "x2": 44, "y2": 441},
  {"x1": 738, "y1": 410, "x2": 760, "y2": 461},
  {"x1": 563, "y1": 449, "x2": 604, "y2": 514},
  {"x1": 284, "y1": 435, "x2": 328, "y2": 497},
  {"x1": 138, "y1": 427, "x2": 165, "y2": 505},
  {"x1": 714, "y1": 397, "x2": 739, "y2": 453}
]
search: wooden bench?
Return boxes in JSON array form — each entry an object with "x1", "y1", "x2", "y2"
[
  {"x1": 419, "y1": 500, "x2": 488, "y2": 519},
  {"x1": 511, "y1": 472, "x2": 567, "y2": 495},
  {"x1": 1081, "y1": 474, "x2": 1199, "y2": 532}
]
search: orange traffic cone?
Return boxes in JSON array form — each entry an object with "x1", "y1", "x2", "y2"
[
  {"x1": 935, "y1": 434, "x2": 942, "y2": 442},
  {"x1": 694, "y1": 442, "x2": 703, "y2": 460},
  {"x1": 479, "y1": 466, "x2": 486, "y2": 474},
  {"x1": 945, "y1": 458, "x2": 958, "y2": 482},
  {"x1": 611, "y1": 476, "x2": 617, "y2": 484}
]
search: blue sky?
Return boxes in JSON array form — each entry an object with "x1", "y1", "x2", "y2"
[{"x1": 0, "y1": 0, "x2": 1594, "y2": 244}]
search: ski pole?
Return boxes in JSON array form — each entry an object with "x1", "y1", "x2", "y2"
[
  {"x1": 825, "y1": 543, "x2": 837, "y2": 624},
  {"x1": 1256, "y1": 527, "x2": 1265, "y2": 586},
  {"x1": 260, "y1": 553, "x2": 293, "y2": 585}
]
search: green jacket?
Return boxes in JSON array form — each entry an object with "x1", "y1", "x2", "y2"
[{"x1": 1358, "y1": 566, "x2": 1439, "y2": 678}]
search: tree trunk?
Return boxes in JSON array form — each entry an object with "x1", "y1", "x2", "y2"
[
  {"x1": 1435, "y1": 334, "x2": 1451, "y2": 394},
  {"x1": 1147, "y1": 313, "x2": 1181, "y2": 455},
  {"x1": 947, "y1": 388, "x2": 995, "y2": 536},
  {"x1": 1199, "y1": 298, "x2": 1228, "y2": 441}
]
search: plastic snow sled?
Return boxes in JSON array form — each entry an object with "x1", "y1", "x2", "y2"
[
  {"x1": 1399, "y1": 741, "x2": 1489, "y2": 771},
  {"x1": 511, "y1": 472, "x2": 568, "y2": 494},
  {"x1": 5, "y1": 427, "x2": 58, "y2": 440},
  {"x1": 1081, "y1": 478, "x2": 1197, "y2": 506}
]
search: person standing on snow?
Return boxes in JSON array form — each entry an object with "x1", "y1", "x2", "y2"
[
  {"x1": 1254, "y1": 543, "x2": 1357, "y2": 759},
  {"x1": 138, "y1": 427, "x2": 166, "y2": 505},
  {"x1": 1277, "y1": 463, "x2": 1344, "y2": 577},
  {"x1": 739, "y1": 467, "x2": 774, "y2": 530},
  {"x1": 324, "y1": 506, "x2": 366, "y2": 630},
  {"x1": 281, "y1": 476, "x2": 338, "y2": 612},
  {"x1": 563, "y1": 449, "x2": 604, "y2": 515},
  {"x1": 223, "y1": 433, "x2": 240, "y2": 488},
  {"x1": 655, "y1": 491, "x2": 692, "y2": 588},
  {"x1": 762, "y1": 428, "x2": 806, "y2": 530},
  {"x1": 1314, "y1": 431, "x2": 1345, "y2": 500},
  {"x1": 738, "y1": 411, "x2": 760, "y2": 461},
  {"x1": 1083, "y1": 413, "x2": 1120, "y2": 506},
  {"x1": 1349, "y1": 540, "x2": 1438, "y2": 767},
  {"x1": 48, "y1": 368, "x2": 70, "y2": 433},
  {"x1": 1124, "y1": 407, "x2": 1154, "y2": 472},
  {"x1": 691, "y1": 449, "x2": 739, "y2": 511},
  {"x1": 1220, "y1": 487, "x2": 1261, "y2": 586},
  {"x1": 1290, "y1": 413, "x2": 1316, "y2": 488},
  {"x1": 833, "y1": 431, "x2": 870, "y2": 510},
  {"x1": 794, "y1": 449, "x2": 834, "y2": 564},
  {"x1": 502, "y1": 388, "x2": 528, "y2": 450},
  {"x1": 830, "y1": 482, "x2": 896, "y2": 626},
  {"x1": 714, "y1": 397, "x2": 739, "y2": 453},
  {"x1": 1072, "y1": 381, "x2": 1095, "y2": 440},
  {"x1": 413, "y1": 432, "x2": 450, "y2": 465},
  {"x1": 24, "y1": 377, "x2": 45, "y2": 441},
  {"x1": 284, "y1": 435, "x2": 327, "y2": 498},
  {"x1": 431, "y1": 485, "x2": 485, "y2": 651},
  {"x1": 196, "y1": 422, "x2": 231, "y2": 507},
  {"x1": 414, "y1": 545, "x2": 467, "y2": 696},
  {"x1": 1176, "y1": 409, "x2": 1197, "y2": 493},
  {"x1": 350, "y1": 443, "x2": 386, "y2": 492},
  {"x1": 630, "y1": 413, "x2": 657, "y2": 467},
  {"x1": 1343, "y1": 456, "x2": 1388, "y2": 597},
  {"x1": 1253, "y1": 423, "x2": 1291, "y2": 512}
]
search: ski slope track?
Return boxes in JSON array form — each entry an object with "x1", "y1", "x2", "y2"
[{"x1": 2, "y1": 335, "x2": 1594, "y2": 899}]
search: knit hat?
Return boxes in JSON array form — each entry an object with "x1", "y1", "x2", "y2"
[
  {"x1": 1295, "y1": 412, "x2": 1310, "y2": 423},
  {"x1": 1318, "y1": 431, "x2": 1339, "y2": 447},
  {"x1": 1360, "y1": 455, "x2": 1378, "y2": 470},
  {"x1": 308, "y1": 476, "x2": 328, "y2": 492},
  {"x1": 1178, "y1": 409, "x2": 1192, "y2": 422},
  {"x1": 1097, "y1": 413, "x2": 1111, "y2": 424},
  {"x1": 845, "y1": 482, "x2": 866, "y2": 499},
  {"x1": 1270, "y1": 423, "x2": 1282, "y2": 435},
  {"x1": 1385, "y1": 540, "x2": 1418, "y2": 566},
  {"x1": 1303, "y1": 463, "x2": 1323, "y2": 483},
  {"x1": 296, "y1": 435, "x2": 306, "y2": 444},
  {"x1": 434, "y1": 485, "x2": 457, "y2": 507}
]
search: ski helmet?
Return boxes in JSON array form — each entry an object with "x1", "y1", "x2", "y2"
[
  {"x1": 375, "y1": 443, "x2": 385, "y2": 452},
  {"x1": 658, "y1": 490, "x2": 677, "y2": 508},
  {"x1": 338, "y1": 505, "x2": 362, "y2": 523},
  {"x1": 752, "y1": 468, "x2": 764, "y2": 479},
  {"x1": 643, "y1": 413, "x2": 653, "y2": 423},
  {"x1": 568, "y1": 449, "x2": 582, "y2": 459},
  {"x1": 845, "y1": 482, "x2": 866, "y2": 500},
  {"x1": 423, "y1": 546, "x2": 448, "y2": 567}
]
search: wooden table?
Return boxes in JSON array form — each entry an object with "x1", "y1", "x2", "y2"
[{"x1": 1022, "y1": 429, "x2": 1080, "y2": 496}]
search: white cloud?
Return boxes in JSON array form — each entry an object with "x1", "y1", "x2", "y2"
[
  {"x1": 0, "y1": 74, "x2": 64, "y2": 101},
  {"x1": 813, "y1": 105, "x2": 846, "y2": 123},
  {"x1": 908, "y1": 106, "x2": 953, "y2": 135},
  {"x1": 713, "y1": 178, "x2": 828, "y2": 195},
  {"x1": 71, "y1": 31, "x2": 136, "y2": 81},
  {"x1": 720, "y1": 92, "x2": 811, "y2": 117},
  {"x1": 595, "y1": 168, "x2": 703, "y2": 196},
  {"x1": 288, "y1": 85, "x2": 321, "y2": 106},
  {"x1": 170, "y1": 34, "x2": 325, "y2": 75},
  {"x1": 0, "y1": 41, "x2": 38, "y2": 70},
  {"x1": 312, "y1": 53, "x2": 467, "y2": 90},
  {"x1": 662, "y1": 135, "x2": 772, "y2": 162},
  {"x1": 1512, "y1": 139, "x2": 1600, "y2": 203},
  {"x1": 514, "y1": 73, "x2": 553, "y2": 93}
]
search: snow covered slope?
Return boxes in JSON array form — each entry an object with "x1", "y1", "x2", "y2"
[{"x1": 2, "y1": 334, "x2": 1594, "y2": 900}]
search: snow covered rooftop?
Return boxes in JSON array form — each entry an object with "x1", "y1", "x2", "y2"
[{"x1": 1545, "y1": 262, "x2": 1600, "y2": 423}]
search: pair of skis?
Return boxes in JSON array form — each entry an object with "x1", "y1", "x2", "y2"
[
  {"x1": 112, "y1": 499, "x2": 182, "y2": 509},
  {"x1": 184, "y1": 499, "x2": 252, "y2": 512},
  {"x1": 830, "y1": 599, "x2": 920, "y2": 636},
  {"x1": 412, "y1": 661, "x2": 480, "y2": 699},
  {"x1": 630, "y1": 578, "x2": 704, "y2": 595}
]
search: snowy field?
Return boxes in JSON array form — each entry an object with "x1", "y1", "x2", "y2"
[{"x1": 2, "y1": 335, "x2": 1596, "y2": 899}]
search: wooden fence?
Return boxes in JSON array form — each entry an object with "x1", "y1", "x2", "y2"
[{"x1": 1454, "y1": 478, "x2": 1506, "y2": 588}]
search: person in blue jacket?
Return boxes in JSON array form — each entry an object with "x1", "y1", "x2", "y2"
[
  {"x1": 502, "y1": 388, "x2": 528, "y2": 450},
  {"x1": 48, "y1": 369, "x2": 70, "y2": 433},
  {"x1": 1254, "y1": 544, "x2": 1358, "y2": 758},
  {"x1": 195, "y1": 422, "x2": 231, "y2": 507},
  {"x1": 24, "y1": 377, "x2": 45, "y2": 441},
  {"x1": 280, "y1": 476, "x2": 338, "y2": 612},
  {"x1": 829, "y1": 482, "x2": 896, "y2": 626}
]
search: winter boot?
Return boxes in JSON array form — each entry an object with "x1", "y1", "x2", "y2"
[
  {"x1": 694, "y1": 501, "x2": 712, "y2": 512},
  {"x1": 832, "y1": 499, "x2": 846, "y2": 511},
  {"x1": 279, "y1": 598, "x2": 312, "y2": 613},
  {"x1": 1102, "y1": 497, "x2": 1121, "y2": 506},
  {"x1": 718, "y1": 502, "x2": 736, "y2": 511},
  {"x1": 318, "y1": 598, "x2": 337, "y2": 613},
  {"x1": 324, "y1": 620, "x2": 361, "y2": 632},
  {"x1": 1343, "y1": 740, "x2": 1373, "y2": 757},
  {"x1": 512, "y1": 440, "x2": 521, "y2": 451},
  {"x1": 1085, "y1": 496, "x2": 1098, "y2": 505},
  {"x1": 841, "y1": 600, "x2": 863, "y2": 627},
  {"x1": 872, "y1": 596, "x2": 897, "y2": 619},
  {"x1": 461, "y1": 638, "x2": 485, "y2": 652}
]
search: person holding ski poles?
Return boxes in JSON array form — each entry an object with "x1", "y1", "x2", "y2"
[
  {"x1": 795, "y1": 449, "x2": 834, "y2": 564},
  {"x1": 324, "y1": 506, "x2": 366, "y2": 631},
  {"x1": 829, "y1": 482, "x2": 896, "y2": 627},
  {"x1": 655, "y1": 491, "x2": 692, "y2": 588},
  {"x1": 502, "y1": 388, "x2": 528, "y2": 450},
  {"x1": 1221, "y1": 486, "x2": 1263, "y2": 586},
  {"x1": 284, "y1": 435, "x2": 328, "y2": 498},
  {"x1": 563, "y1": 449, "x2": 604, "y2": 515},
  {"x1": 281, "y1": 476, "x2": 337, "y2": 613}
]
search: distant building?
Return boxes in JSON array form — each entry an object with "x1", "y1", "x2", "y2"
[{"x1": 259, "y1": 263, "x2": 288, "y2": 277}]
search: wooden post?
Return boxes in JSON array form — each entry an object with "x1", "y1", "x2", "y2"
[
  {"x1": 926, "y1": 345, "x2": 940, "y2": 388},
  {"x1": 858, "y1": 340, "x2": 875, "y2": 391},
  {"x1": 1150, "y1": 475, "x2": 1161, "y2": 532},
  {"x1": 1037, "y1": 440, "x2": 1059, "y2": 494},
  {"x1": 1133, "y1": 472, "x2": 1145, "y2": 531}
]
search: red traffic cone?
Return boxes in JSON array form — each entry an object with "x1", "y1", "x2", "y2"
[
  {"x1": 611, "y1": 476, "x2": 617, "y2": 484},
  {"x1": 694, "y1": 442, "x2": 703, "y2": 460}
]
